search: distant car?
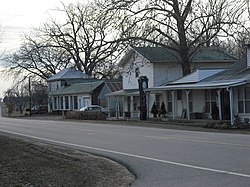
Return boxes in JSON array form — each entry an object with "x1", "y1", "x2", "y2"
[
  {"x1": 31, "y1": 105, "x2": 48, "y2": 114},
  {"x1": 80, "y1": 105, "x2": 108, "y2": 113},
  {"x1": 79, "y1": 105, "x2": 109, "y2": 119}
]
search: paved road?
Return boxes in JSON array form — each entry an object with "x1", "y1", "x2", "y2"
[{"x1": 0, "y1": 117, "x2": 250, "y2": 186}]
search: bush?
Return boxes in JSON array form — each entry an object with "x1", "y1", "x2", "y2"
[{"x1": 65, "y1": 111, "x2": 107, "y2": 120}]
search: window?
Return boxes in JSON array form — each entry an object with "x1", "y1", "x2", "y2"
[
  {"x1": 188, "y1": 91, "x2": 193, "y2": 112},
  {"x1": 177, "y1": 90, "x2": 182, "y2": 100},
  {"x1": 238, "y1": 87, "x2": 250, "y2": 113},
  {"x1": 133, "y1": 103, "x2": 137, "y2": 111},
  {"x1": 65, "y1": 96, "x2": 69, "y2": 109},
  {"x1": 245, "y1": 88, "x2": 250, "y2": 113},
  {"x1": 238, "y1": 87, "x2": 244, "y2": 113},
  {"x1": 167, "y1": 92, "x2": 172, "y2": 112},
  {"x1": 135, "y1": 67, "x2": 139, "y2": 78},
  {"x1": 60, "y1": 97, "x2": 64, "y2": 110},
  {"x1": 74, "y1": 96, "x2": 78, "y2": 110},
  {"x1": 204, "y1": 90, "x2": 217, "y2": 113},
  {"x1": 48, "y1": 84, "x2": 51, "y2": 92},
  {"x1": 53, "y1": 97, "x2": 57, "y2": 110},
  {"x1": 155, "y1": 94, "x2": 160, "y2": 108}
]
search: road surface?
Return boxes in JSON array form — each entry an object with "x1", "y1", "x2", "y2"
[{"x1": 0, "y1": 117, "x2": 250, "y2": 186}]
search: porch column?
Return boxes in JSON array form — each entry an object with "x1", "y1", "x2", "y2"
[
  {"x1": 146, "y1": 91, "x2": 150, "y2": 119},
  {"x1": 130, "y1": 96, "x2": 134, "y2": 118},
  {"x1": 63, "y1": 96, "x2": 66, "y2": 110},
  {"x1": 171, "y1": 90, "x2": 176, "y2": 119},
  {"x1": 228, "y1": 87, "x2": 234, "y2": 126},
  {"x1": 116, "y1": 97, "x2": 119, "y2": 119},
  {"x1": 122, "y1": 96, "x2": 125, "y2": 117},
  {"x1": 57, "y1": 97, "x2": 59, "y2": 110},
  {"x1": 216, "y1": 89, "x2": 222, "y2": 121},
  {"x1": 68, "y1": 96, "x2": 71, "y2": 110},
  {"x1": 107, "y1": 97, "x2": 110, "y2": 118},
  {"x1": 185, "y1": 90, "x2": 190, "y2": 120}
]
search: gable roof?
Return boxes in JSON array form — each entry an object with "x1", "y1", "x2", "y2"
[
  {"x1": 135, "y1": 47, "x2": 179, "y2": 63},
  {"x1": 104, "y1": 80, "x2": 123, "y2": 92},
  {"x1": 47, "y1": 68, "x2": 89, "y2": 82},
  {"x1": 119, "y1": 46, "x2": 238, "y2": 67},
  {"x1": 51, "y1": 81, "x2": 104, "y2": 96},
  {"x1": 190, "y1": 47, "x2": 238, "y2": 63}
]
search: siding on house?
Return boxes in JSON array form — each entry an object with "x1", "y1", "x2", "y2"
[
  {"x1": 110, "y1": 46, "x2": 239, "y2": 119},
  {"x1": 122, "y1": 55, "x2": 154, "y2": 90},
  {"x1": 153, "y1": 62, "x2": 182, "y2": 86}
]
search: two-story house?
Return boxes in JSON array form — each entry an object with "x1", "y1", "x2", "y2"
[{"x1": 107, "y1": 46, "x2": 238, "y2": 119}]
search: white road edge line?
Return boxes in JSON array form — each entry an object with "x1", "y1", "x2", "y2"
[{"x1": 1, "y1": 129, "x2": 250, "y2": 178}]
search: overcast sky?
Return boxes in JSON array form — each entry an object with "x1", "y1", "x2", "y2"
[{"x1": 0, "y1": 0, "x2": 80, "y2": 98}]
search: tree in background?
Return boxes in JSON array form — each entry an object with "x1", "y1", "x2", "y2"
[
  {"x1": 1, "y1": 0, "x2": 250, "y2": 85},
  {"x1": 2, "y1": 80, "x2": 48, "y2": 116},
  {"x1": 2, "y1": 1, "x2": 126, "y2": 82},
  {"x1": 3, "y1": 85, "x2": 30, "y2": 115},
  {"x1": 2, "y1": 34, "x2": 72, "y2": 82},
  {"x1": 102, "y1": 0, "x2": 249, "y2": 75}
]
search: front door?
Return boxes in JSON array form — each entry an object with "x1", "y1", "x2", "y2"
[
  {"x1": 176, "y1": 90, "x2": 183, "y2": 117},
  {"x1": 221, "y1": 89, "x2": 230, "y2": 120}
]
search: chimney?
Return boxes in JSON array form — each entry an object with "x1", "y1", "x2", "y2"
[{"x1": 247, "y1": 44, "x2": 250, "y2": 67}]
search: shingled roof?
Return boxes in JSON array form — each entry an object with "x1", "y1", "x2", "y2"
[
  {"x1": 47, "y1": 68, "x2": 89, "y2": 82},
  {"x1": 51, "y1": 81, "x2": 104, "y2": 96},
  {"x1": 104, "y1": 80, "x2": 122, "y2": 92},
  {"x1": 119, "y1": 46, "x2": 238, "y2": 66}
]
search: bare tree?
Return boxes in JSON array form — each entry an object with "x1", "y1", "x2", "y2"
[
  {"x1": 40, "y1": 1, "x2": 125, "y2": 78},
  {"x1": 2, "y1": 1, "x2": 126, "y2": 82},
  {"x1": 102, "y1": 0, "x2": 248, "y2": 75},
  {"x1": 3, "y1": 84, "x2": 30, "y2": 115},
  {"x1": 2, "y1": 34, "x2": 72, "y2": 82}
]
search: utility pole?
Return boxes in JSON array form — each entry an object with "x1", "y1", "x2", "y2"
[{"x1": 29, "y1": 77, "x2": 32, "y2": 116}]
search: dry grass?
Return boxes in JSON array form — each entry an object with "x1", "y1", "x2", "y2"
[{"x1": 0, "y1": 134, "x2": 135, "y2": 187}]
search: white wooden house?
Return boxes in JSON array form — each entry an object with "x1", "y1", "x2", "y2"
[
  {"x1": 47, "y1": 68, "x2": 122, "y2": 113},
  {"x1": 148, "y1": 44, "x2": 250, "y2": 125},
  {"x1": 107, "y1": 46, "x2": 238, "y2": 119}
]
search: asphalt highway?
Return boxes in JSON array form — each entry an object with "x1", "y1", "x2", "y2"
[{"x1": 0, "y1": 116, "x2": 250, "y2": 186}]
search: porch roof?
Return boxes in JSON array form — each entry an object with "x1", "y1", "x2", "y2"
[
  {"x1": 148, "y1": 79, "x2": 246, "y2": 91},
  {"x1": 106, "y1": 89, "x2": 139, "y2": 97}
]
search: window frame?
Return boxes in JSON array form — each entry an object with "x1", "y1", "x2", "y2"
[
  {"x1": 238, "y1": 87, "x2": 250, "y2": 113},
  {"x1": 204, "y1": 90, "x2": 217, "y2": 113}
]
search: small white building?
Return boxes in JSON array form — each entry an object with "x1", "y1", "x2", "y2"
[{"x1": 107, "y1": 46, "x2": 238, "y2": 119}]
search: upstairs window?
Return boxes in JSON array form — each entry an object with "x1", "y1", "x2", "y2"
[{"x1": 135, "y1": 67, "x2": 139, "y2": 78}]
